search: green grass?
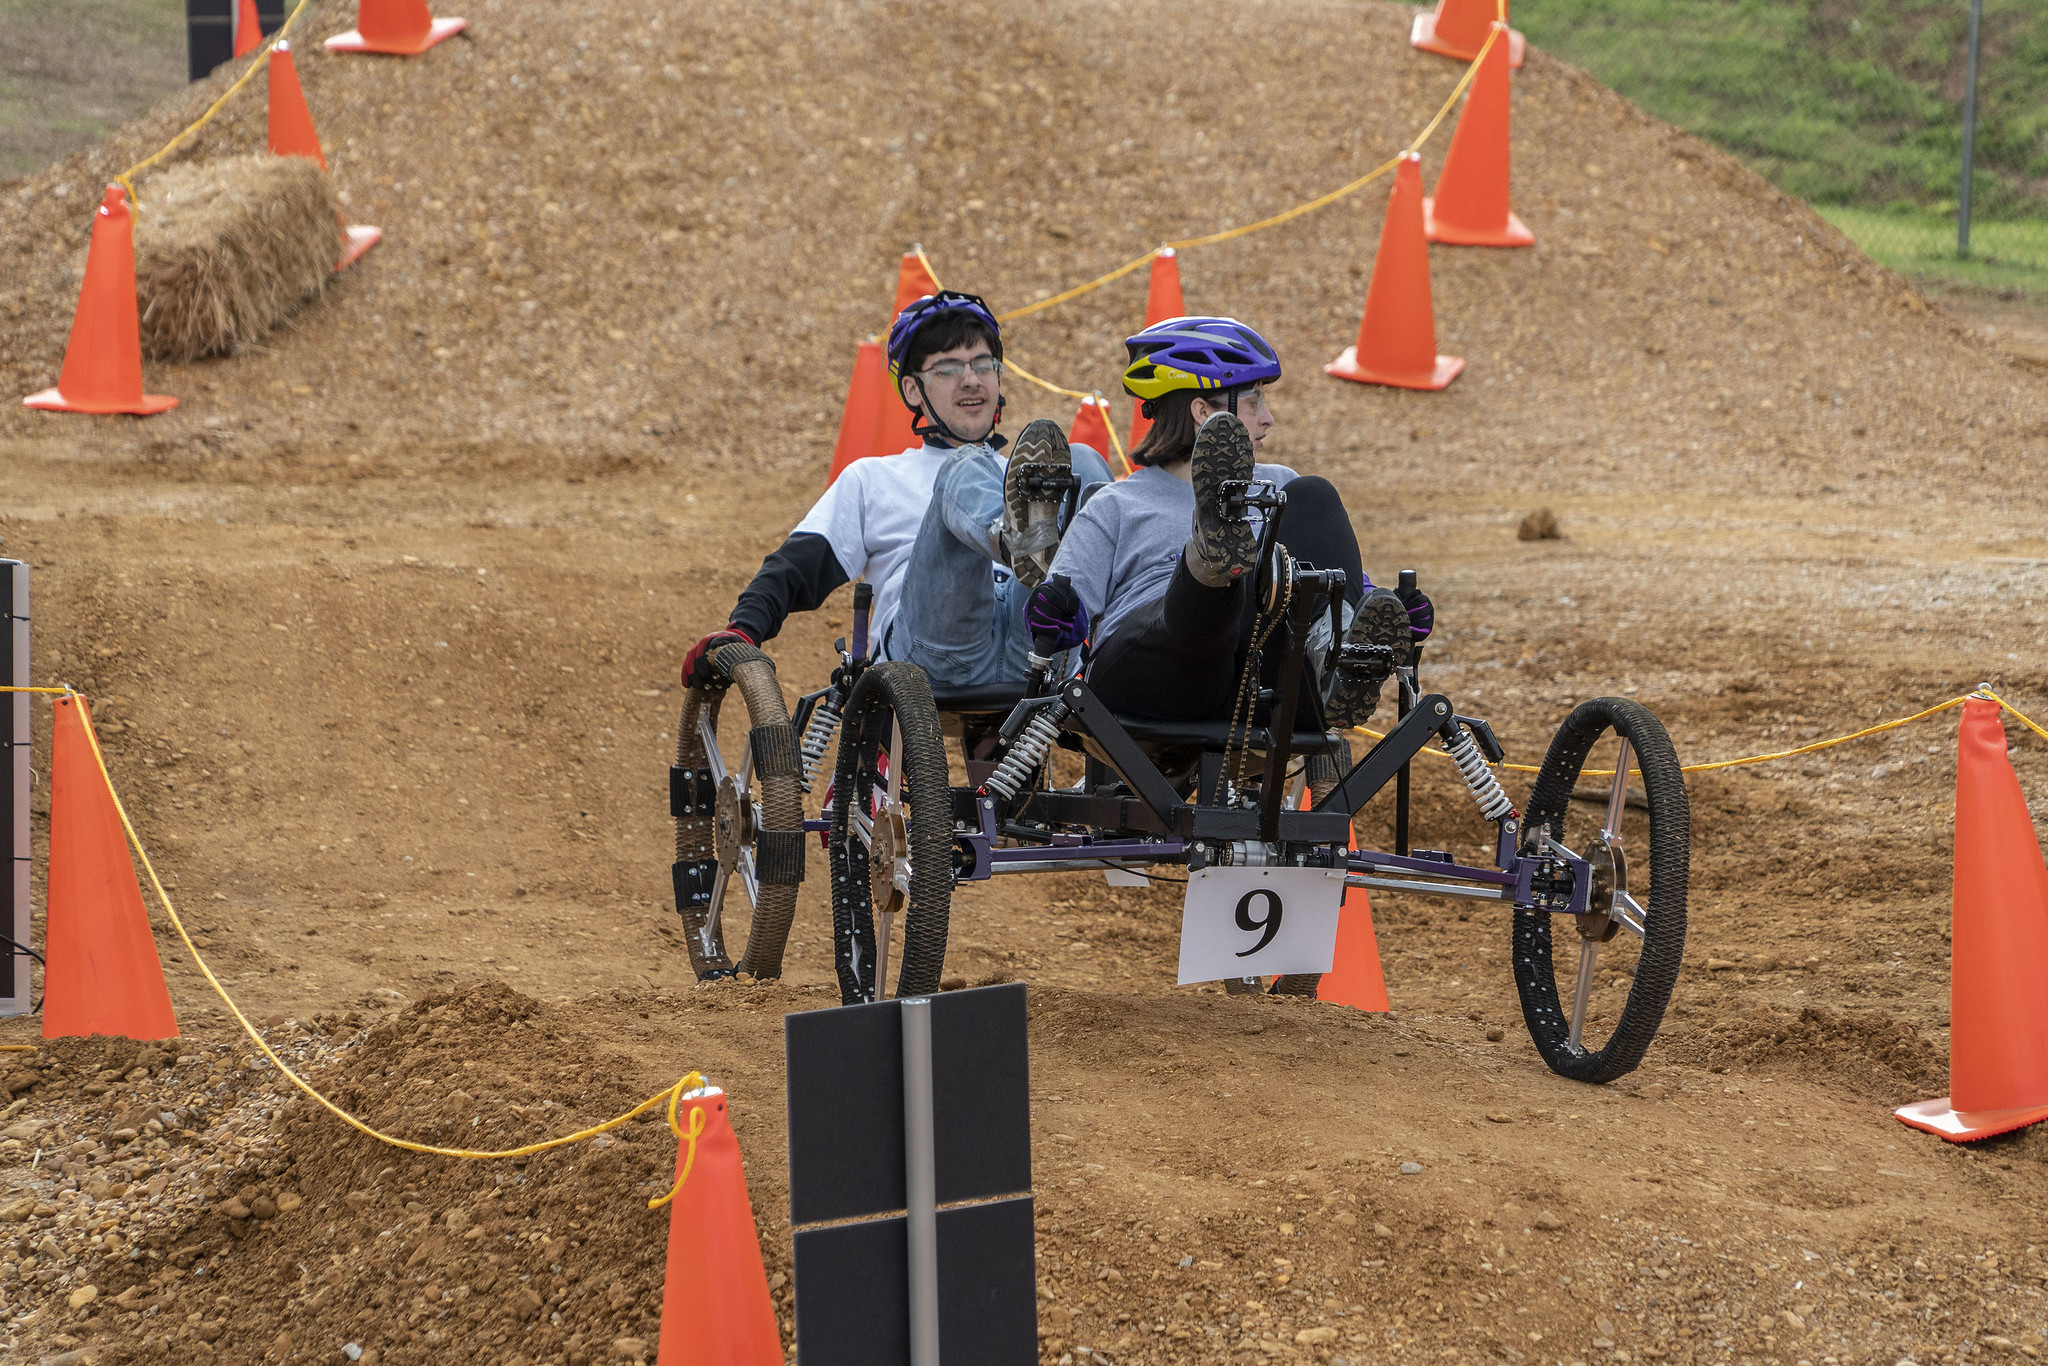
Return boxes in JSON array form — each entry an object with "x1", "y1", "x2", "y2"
[
  {"x1": 1817, "y1": 206, "x2": 2048, "y2": 296},
  {"x1": 0, "y1": 0, "x2": 187, "y2": 183},
  {"x1": 1518, "y1": 0, "x2": 2048, "y2": 220}
]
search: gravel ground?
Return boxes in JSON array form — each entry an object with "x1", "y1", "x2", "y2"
[{"x1": 1, "y1": 0, "x2": 2047, "y2": 1363}]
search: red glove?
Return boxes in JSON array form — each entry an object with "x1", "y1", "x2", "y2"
[{"x1": 682, "y1": 627, "x2": 754, "y2": 689}]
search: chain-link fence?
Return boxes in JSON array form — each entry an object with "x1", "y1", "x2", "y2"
[{"x1": 1518, "y1": 0, "x2": 2048, "y2": 297}]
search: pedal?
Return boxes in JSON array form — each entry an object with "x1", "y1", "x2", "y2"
[
  {"x1": 1220, "y1": 479, "x2": 1284, "y2": 515},
  {"x1": 1014, "y1": 468, "x2": 1080, "y2": 498}
]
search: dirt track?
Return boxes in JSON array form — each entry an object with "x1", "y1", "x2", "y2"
[{"x1": 3, "y1": 0, "x2": 2048, "y2": 1362}]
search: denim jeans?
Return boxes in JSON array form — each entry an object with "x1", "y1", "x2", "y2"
[{"x1": 893, "y1": 441, "x2": 1113, "y2": 688}]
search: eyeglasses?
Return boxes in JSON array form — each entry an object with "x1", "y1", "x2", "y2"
[{"x1": 920, "y1": 356, "x2": 1002, "y2": 381}]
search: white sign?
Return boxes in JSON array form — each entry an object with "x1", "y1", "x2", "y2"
[{"x1": 1176, "y1": 865, "x2": 1346, "y2": 985}]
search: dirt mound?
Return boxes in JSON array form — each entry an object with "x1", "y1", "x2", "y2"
[
  {"x1": 4, "y1": 0, "x2": 2048, "y2": 1361},
  {"x1": 1661, "y1": 1002, "x2": 1945, "y2": 1100},
  {"x1": 79, "y1": 982, "x2": 751, "y2": 1366}
]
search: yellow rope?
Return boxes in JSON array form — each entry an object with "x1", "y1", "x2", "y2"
[
  {"x1": 0, "y1": 686, "x2": 76, "y2": 695},
  {"x1": 1981, "y1": 688, "x2": 2048, "y2": 744},
  {"x1": 913, "y1": 248, "x2": 1134, "y2": 474},
  {"x1": 0, "y1": 1045, "x2": 35, "y2": 1053},
  {"x1": 58, "y1": 689, "x2": 705, "y2": 1207},
  {"x1": 989, "y1": 22, "x2": 1496, "y2": 326},
  {"x1": 1002, "y1": 357, "x2": 1132, "y2": 473},
  {"x1": 113, "y1": 0, "x2": 314, "y2": 209},
  {"x1": 1349, "y1": 694, "x2": 1979, "y2": 778}
]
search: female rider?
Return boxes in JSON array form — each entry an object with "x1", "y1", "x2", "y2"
[{"x1": 1035, "y1": 316, "x2": 1431, "y2": 727}]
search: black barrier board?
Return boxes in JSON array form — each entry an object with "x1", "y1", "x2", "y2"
[
  {"x1": 0, "y1": 561, "x2": 22, "y2": 1013},
  {"x1": 786, "y1": 996, "x2": 906, "y2": 1226},
  {"x1": 785, "y1": 982, "x2": 1036, "y2": 1366},
  {"x1": 792, "y1": 1196, "x2": 1038, "y2": 1366},
  {"x1": 187, "y1": 0, "x2": 286, "y2": 80}
]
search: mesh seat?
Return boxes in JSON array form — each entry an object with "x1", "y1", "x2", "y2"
[{"x1": 928, "y1": 682, "x2": 1031, "y2": 715}]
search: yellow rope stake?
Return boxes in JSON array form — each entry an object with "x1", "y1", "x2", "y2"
[
  {"x1": 648, "y1": 1085, "x2": 711, "y2": 1211},
  {"x1": 0, "y1": 1045, "x2": 36, "y2": 1053},
  {"x1": 113, "y1": 0, "x2": 314, "y2": 209},
  {"x1": 61, "y1": 691, "x2": 705, "y2": 1204}
]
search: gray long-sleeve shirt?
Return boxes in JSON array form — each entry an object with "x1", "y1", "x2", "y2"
[{"x1": 1047, "y1": 462, "x2": 1298, "y2": 644}]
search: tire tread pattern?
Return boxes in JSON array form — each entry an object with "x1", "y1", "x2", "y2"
[
  {"x1": 828, "y1": 662, "x2": 954, "y2": 1004},
  {"x1": 1513, "y1": 697, "x2": 1690, "y2": 1083}
]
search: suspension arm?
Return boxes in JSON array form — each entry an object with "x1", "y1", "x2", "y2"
[{"x1": 1314, "y1": 694, "x2": 1455, "y2": 817}]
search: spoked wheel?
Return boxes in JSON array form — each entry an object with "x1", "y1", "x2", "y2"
[
  {"x1": 829, "y1": 662, "x2": 953, "y2": 1005},
  {"x1": 671, "y1": 642, "x2": 805, "y2": 980},
  {"x1": 1515, "y1": 697, "x2": 1690, "y2": 1082}
]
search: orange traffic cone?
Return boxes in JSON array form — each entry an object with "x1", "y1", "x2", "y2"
[
  {"x1": 825, "y1": 340, "x2": 885, "y2": 486},
  {"x1": 1317, "y1": 829, "x2": 1390, "y2": 1011},
  {"x1": 325, "y1": 0, "x2": 466, "y2": 54},
  {"x1": 1412, "y1": 0, "x2": 1525, "y2": 69},
  {"x1": 22, "y1": 187, "x2": 178, "y2": 417},
  {"x1": 871, "y1": 250, "x2": 941, "y2": 461},
  {"x1": 1895, "y1": 699, "x2": 2048, "y2": 1142},
  {"x1": 1425, "y1": 24, "x2": 1533, "y2": 248},
  {"x1": 1126, "y1": 247, "x2": 1187, "y2": 453},
  {"x1": 43, "y1": 694, "x2": 178, "y2": 1041},
  {"x1": 1069, "y1": 395, "x2": 1128, "y2": 477},
  {"x1": 653, "y1": 1087, "x2": 783, "y2": 1365},
  {"x1": 1325, "y1": 154, "x2": 1464, "y2": 392},
  {"x1": 267, "y1": 41, "x2": 382, "y2": 269},
  {"x1": 233, "y1": 0, "x2": 264, "y2": 57}
]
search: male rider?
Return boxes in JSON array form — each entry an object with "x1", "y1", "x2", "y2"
[{"x1": 682, "y1": 291, "x2": 1112, "y2": 690}]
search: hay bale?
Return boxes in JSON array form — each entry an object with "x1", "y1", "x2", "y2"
[
  {"x1": 135, "y1": 155, "x2": 342, "y2": 362},
  {"x1": 1517, "y1": 507, "x2": 1561, "y2": 541}
]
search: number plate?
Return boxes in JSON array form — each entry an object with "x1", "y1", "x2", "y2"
[{"x1": 1176, "y1": 866, "x2": 1345, "y2": 985}]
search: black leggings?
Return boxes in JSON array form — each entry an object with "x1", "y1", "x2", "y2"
[{"x1": 1087, "y1": 476, "x2": 1365, "y2": 723}]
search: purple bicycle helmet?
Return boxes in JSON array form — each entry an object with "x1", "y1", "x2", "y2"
[
  {"x1": 886, "y1": 290, "x2": 1004, "y2": 381},
  {"x1": 1121, "y1": 316, "x2": 1282, "y2": 404}
]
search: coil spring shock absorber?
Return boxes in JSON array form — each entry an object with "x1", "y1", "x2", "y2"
[
  {"x1": 1442, "y1": 724, "x2": 1515, "y2": 822},
  {"x1": 982, "y1": 702, "x2": 1069, "y2": 803},
  {"x1": 797, "y1": 696, "x2": 842, "y2": 793}
]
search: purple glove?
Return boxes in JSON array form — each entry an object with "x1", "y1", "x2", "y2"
[
  {"x1": 1025, "y1": 576, "x2": 1089, "y2": 652},
  {"x1": 1396, "y1": 586, "x2": 1433, "y2": 642}
]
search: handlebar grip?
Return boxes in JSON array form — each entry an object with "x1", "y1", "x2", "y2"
[{"x1": 1398, "y1": 568, "x2": 1417, "y2": 592}]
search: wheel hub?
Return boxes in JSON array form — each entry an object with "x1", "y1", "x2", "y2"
[
  {"x1": 1579, "y1": 831, "x2": 1625, "y2": 943},
  {"x1": 868, "y1": 797, "x2": 910, "y2": 918},
  {"x1": 714, "y1": 775, "x2": 752, "y2": 869}
]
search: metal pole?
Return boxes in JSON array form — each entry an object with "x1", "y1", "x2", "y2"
[
  {"x1": 1393, "y1": 570, "x2": 1418, "y2": 858},
  {"x1": 901, "y1": 997, "x2": 940, "y2": 1366},
  {"x1": 1958, "y1": 0, "x2": 1983, "y2": 257},
  {"x1": 1, "y1": 562, "x2": 28, "y2": 1018}
]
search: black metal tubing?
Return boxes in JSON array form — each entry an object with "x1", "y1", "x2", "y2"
[
  {"x1": 1257, "y1": 570, "x2": 1343, "y2": 843},
  {"x1": 1056, "y1": 681, "x2": 1188, "y2": 825},
  {"x1": 1316, "y1": 693, "x2": 1455, "y2": 818},
  {"x1": 1188, "y1": 806, "x2": 1352, "y2": 843}
]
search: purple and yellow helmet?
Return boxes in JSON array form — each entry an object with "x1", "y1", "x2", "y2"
[{"x1": 1121, "y1": 316, "x2": 1282, "y2": 403}]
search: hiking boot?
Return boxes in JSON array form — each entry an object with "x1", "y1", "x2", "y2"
[
  {"x1": 1002, "y1": 418, "x2": 1073, "y2": 588},
  {"x1": 1325, "y1": 587, "x2": 1410, "y2": 728},
  {"x1": 1186, "y1": 411, "x2": 1258, "y2": 587}
]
